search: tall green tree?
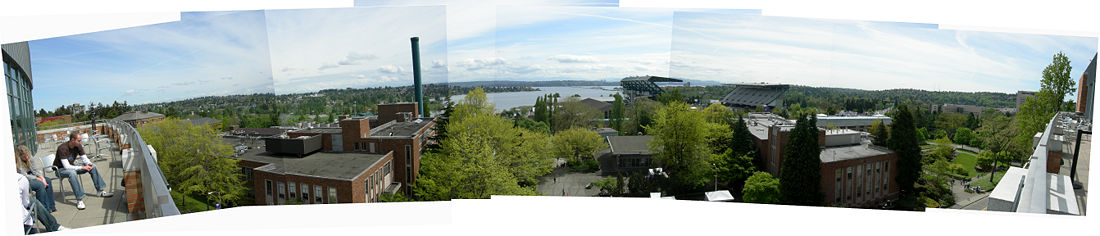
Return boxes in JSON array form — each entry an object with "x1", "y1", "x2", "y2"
[
  {"x1": 551, "y1": 127, "x2": 607, "y2": 163},
  {"x1": 870, "y1": 120, "x2": 889, "y2": 146},
  {"x1": 779, "y1": 115, "x2": 822, "y2": 206},
  {"x1": 743, "y1": 172, "x2": 781, "y2": 204},
  {"x1": 610, "y1": 93, "x2": 625, "y2": 134},
  {"x1": 1040, "y1": 51, "x2": 1074, "y2": 113},
  {"x1": 414, "y1": 89, "x2": 553, "y2": 200},
  {"x1": 889, "y1": 104, "x2": 922, "y2": 203},
  {"x1": 533, "y1": 96, "x2": 549, "y2": 123},
  {"x1": 138, "y1": 118, "x2": 248, "y2": 207},
  {"x1": 648, "y1": 101, "x2": 713, "y2": 193},
  {"x1": 551, "y1": 97, "x2": 601, "y2": 132},
  {"x1": 624, "y1": 98, "x2": 661, "y2": 135}
]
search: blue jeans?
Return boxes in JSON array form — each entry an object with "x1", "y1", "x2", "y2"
[
  {"x1": 59, "y1": 165, "x2": 107, "y2": 200},
  {"x1": 28, "y1": 177, "x2": 56, "y2": 211},
  {"x1": 30, "y1": 198, "x2": 61, "y2": 232}
]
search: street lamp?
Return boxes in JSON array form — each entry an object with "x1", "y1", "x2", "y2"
[
  {"x1": 712, "y1": 163, "x2": 718, "y2": 191},
  {"x1": 207, "y1": 191, "x2": 223, "y2": 210}
]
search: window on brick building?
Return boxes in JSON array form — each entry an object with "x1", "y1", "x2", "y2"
[
  {"x1": 301, "y1": 184, "x2": 310, "y2": 203},
  {"x1": 314, "y1": 186, "x2": 323, "y2": 204},
  {"x1": 289, "y1": 182, "x2": 296, "y2": 199},
  {"x1": 329, "y1": 187, "x2": 337, "y2": 204}
]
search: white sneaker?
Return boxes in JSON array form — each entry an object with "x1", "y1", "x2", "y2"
[
  {"x1": 77, "y1": 200, "x2": 86, "y2": 210},
  {"x1": 57, "y1": 226, "x2": 69, "y2": 231},
  {"x1": 99, "y1": 191, "x2": 114, "y2": 197}
]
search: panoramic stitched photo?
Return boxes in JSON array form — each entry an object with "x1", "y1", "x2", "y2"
[{"x1": 5, "y1": 2, "x2": 1096, "y2": 234}]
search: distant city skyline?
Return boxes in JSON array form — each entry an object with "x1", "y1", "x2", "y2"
[{"x1": 29, "y1": 11, "x2": 274, "y2": 111}]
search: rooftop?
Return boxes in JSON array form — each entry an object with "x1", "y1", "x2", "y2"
[
  {"x1": 620, "y1": 75, "x2": 682, "y2": 82},
  {"x1": 370, "y1": 118, "x2": 433, "y2": 138},
  {"x1": 579, "y1": 98, "x2": 612, "y2": 112},
  {"x1": 607, "y1": 135, "x2": 654, "y2": 155},
  {"x1": 236, "y1": 149, "x2": 389, "y2": 181},
  {"x1": 818, "y1": 143, "x2": 893, "y2": 163},
  {"x1": 289, "y1": 127, "x2": 342, "y2": 134},
  {"x1": 113, "y1": 111, "x2": 165, "y2": 121},
  {"x1": 33, "y1": 134, "x2": 128, "y2": 229},
  {"x1": 230, "y1": 128, "x2": 290, "y2": 137}
]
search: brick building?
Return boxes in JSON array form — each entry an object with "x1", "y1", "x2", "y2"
[
  {"x1": 284, "y1": 102, "x2": 435, "y2": 195},
  {"x1": 745, "y1": 112, "x2": 898, "y2": 207},
  {"x1": 235, "y1": 136, "x2": 396, "y2": 205}
]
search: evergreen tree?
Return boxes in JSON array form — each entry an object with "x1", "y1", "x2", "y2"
[
  {"x1": 779, "y1": 115, "x2": 822, "y2": 206},
  {"x1": 610, "y1": 93, "x2": 625, "y2": 134},
  {"x1": 870, "y1": 120, "x2": 889, "y2": 146},
  {"x1": 889, "y1": 104, "x2": 922, "y2": 204}
]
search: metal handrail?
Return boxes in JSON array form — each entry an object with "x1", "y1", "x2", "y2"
[
  {"x1": 1014, "y1": 112, "x2": 1071, "y2": 213},
  {"x1": 104, "y1": 119, "x2": 180, "y2": 217}
]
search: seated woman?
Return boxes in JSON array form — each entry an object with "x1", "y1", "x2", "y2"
[
  {"x1": 15, "y1": 145, "x2": 55, "y2": 213},
  {"x1": 16, "y1": 173, "x2": 67, "y2": 233}
]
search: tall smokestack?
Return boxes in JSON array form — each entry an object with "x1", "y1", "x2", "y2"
[{"x1": 411, "y1": 37, "x2": 424, "y2": 116}]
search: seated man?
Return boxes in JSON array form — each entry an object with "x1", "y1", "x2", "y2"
[
  {"x1": 17, "y1": 173, "x2": 67, "y2": 233},
  {"x1": 52, "y1": 132, "x2": 113, "y2": 210}
]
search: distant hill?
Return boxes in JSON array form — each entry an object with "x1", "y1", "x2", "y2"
[{"x1": 441, "y1": 78, "x2": 723, "y2": 87}]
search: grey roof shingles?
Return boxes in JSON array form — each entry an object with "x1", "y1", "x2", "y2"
[
  {"x1": 608, "y1": 135, "x2": 654, "y2": 155},
  {"x1": 237, "y1": 149, "x2": 389, "y2": 181}
]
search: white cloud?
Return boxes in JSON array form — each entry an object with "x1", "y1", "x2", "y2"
[
  {"x1": 459, "y1": 57, "x2": 507, "y2": 71},
  {"x1": 378, "y1": 65, "x2": 405, "y2": 74},
  {"x1": 549, "y1": 55, "x2": 599, "y2": 63}
]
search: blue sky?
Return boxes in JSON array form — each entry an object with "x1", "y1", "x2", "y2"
[
  {"x1": 264, "y1": 6, "x2": 448, "y2": 94},
  {"x1": 670, "y1": 12, "x2": 1098, "y2": 97},
  {"x1": 28, "y1": 11, "x2": 274, "y2": 111}
]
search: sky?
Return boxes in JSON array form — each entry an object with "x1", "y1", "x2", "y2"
[
  {"x1": 28, "y1": 10, "x2": 275, "y2": 111},
  {"x1": 670, "y1": 11, "x2": 1099, "y2": 96},
  {"x1": 264, "y1": 6, "x2": 448, "y2": 94}
]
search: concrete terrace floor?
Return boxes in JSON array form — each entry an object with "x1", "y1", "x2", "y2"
[
  {"x1": 1061, "y1": 133, "x2": 1089, "y2": 215},
  {"x1": 35, "y1": 139, "x2": 129, "y2": 230}
]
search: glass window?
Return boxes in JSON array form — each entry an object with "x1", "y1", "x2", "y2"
[
  {"x1": 406, "y1": 166, "x2": 412, "y2": 185},
  {"x1": 405, "y1": 145, "x2": 412, "y2": 165},
  {"x1": 328, "y1": 187, "x2": 338, "y2": 204},
  {"x1": 314, "y1": 186, "x2": 323, "y2": 204},
  {"x1": 288, "y1": 182, "x2": 297, "y2": 199},
  {"x1": 365, "y1": 177, "x2": 372, "y2": 202},
  {"x1": 277, "y1": 182, "x2": 285, "y2": 201},
  {"x1": 301, "y1": 184, "x2": 310, "y2": 203}
]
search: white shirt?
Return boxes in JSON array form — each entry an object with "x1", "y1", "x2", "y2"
[
  {"x1": 60, "y1": 154, "x2": 93, "y2": 171},
  {"x1": 15, "y1": 173, "x2": 32, "y2": 226}
]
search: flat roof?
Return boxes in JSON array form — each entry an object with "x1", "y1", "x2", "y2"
[
  {"x1": 289, "y1": 127, "x2": 342, "y2": 134},
  {"x1": 236, "y1": 149, "x2": 388, "y2": 181},
  {"x1": 370, "y1": 119, "x2": 433, "y2": 137},
  {"x1": 819, "y1": 143, "x2": 893, "y2": 163},
  {"x1": 608, "y1": 135, "x2": 654, "y2": 154}
]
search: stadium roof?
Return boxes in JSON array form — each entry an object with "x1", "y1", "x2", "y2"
[
  {"x1": 720, "y1": 84, "x2": 789, "y2": 107},
  {"x1": 620, "y1": 75, "x2": 683, "y2": 83}
]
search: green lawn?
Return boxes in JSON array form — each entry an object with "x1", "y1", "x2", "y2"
[
  {"x1": 970, "y1": 171, "x2": 1007, "y2": 191},
  {"x1": 171, "y1": 191, "x2": 215, "y2": 213},
  {"x1": 951, "y1": 152, "x2": 979, "y2": 179}
]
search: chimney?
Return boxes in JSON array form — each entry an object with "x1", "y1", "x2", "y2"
[{"x1": 411, "y1": 37, "x2": 425, "y2": 116}]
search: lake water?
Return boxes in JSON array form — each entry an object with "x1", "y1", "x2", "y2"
[{"x1": 450, "y1": 86, "x2": 621, "y2": 112}]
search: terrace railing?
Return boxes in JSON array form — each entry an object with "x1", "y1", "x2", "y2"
[{"x1": 104, "y1": 119, "x2": 180, "y2": 218}]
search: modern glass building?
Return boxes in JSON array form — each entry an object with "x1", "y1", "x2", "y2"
[{"x1": 4, "y1": 42, "x2": 37, "y2": 155}]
